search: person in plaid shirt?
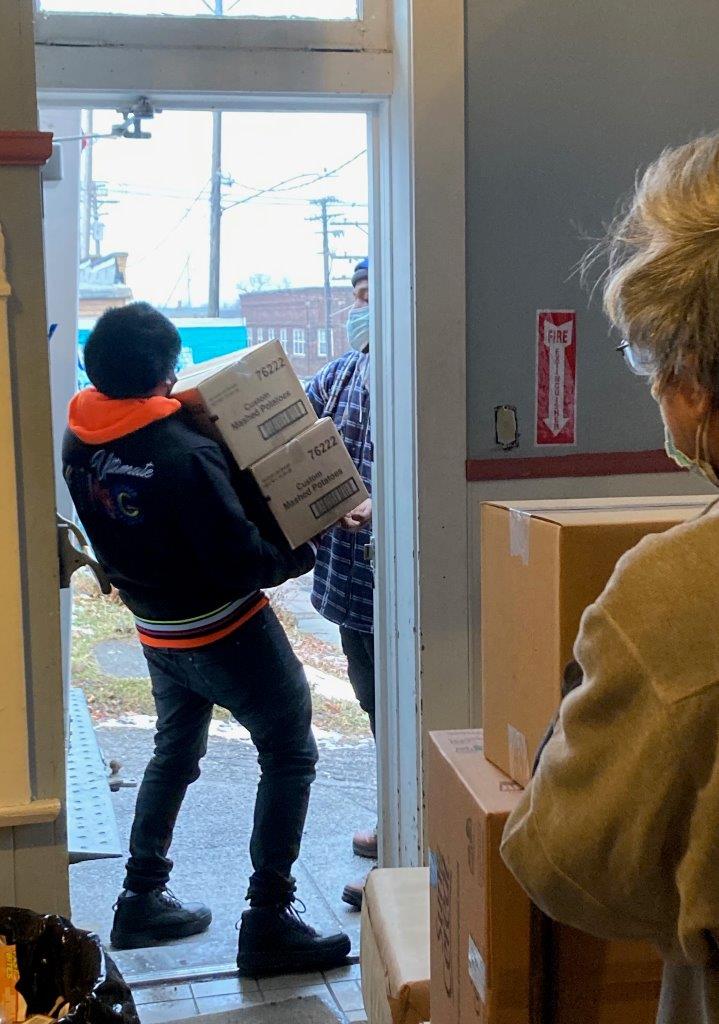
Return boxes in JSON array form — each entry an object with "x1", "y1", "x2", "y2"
[{"x1": 306, "y1": 259, "x2": 375, "y2": 909}]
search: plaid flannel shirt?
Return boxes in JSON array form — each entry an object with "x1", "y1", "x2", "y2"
[{"x1": 306, "y1": 350, "x2": 374, "y2": 634}]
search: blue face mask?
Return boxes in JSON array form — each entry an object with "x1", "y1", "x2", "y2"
[{"x1": 347, "y1": 306, "x2": 370, "y2": 353}]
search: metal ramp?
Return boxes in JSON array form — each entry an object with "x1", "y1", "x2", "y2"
[{"x1": 67, "y1": 686, "x2": 122, "y2": 863}]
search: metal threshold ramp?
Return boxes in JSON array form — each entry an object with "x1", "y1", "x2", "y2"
[{"x1": 67, "y1": 686, "x2": 122, "y2": 863}]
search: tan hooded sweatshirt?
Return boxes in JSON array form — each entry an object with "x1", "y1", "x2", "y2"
[{"x1": 501, "y1": 500, "x2": 719, "y2": 1023}]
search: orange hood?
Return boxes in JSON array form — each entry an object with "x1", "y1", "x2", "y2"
[{"x1": 68, "y1": 388, "x2": 181, "y2": 445}]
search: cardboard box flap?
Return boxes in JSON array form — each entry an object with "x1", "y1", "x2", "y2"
[
  {"x1": 364, "y1": 868, "x2": 431, "y2": 1023},
  {"x1": 173, "y1": 348, "x2": 246, "y2": 392},
  {"x1": 175, "y1": 340, "x2": 292, "y2": 393},
  {"x1": 429, "y1": 731, "x2": 524, "y2": 814},
  {"x1": 485, "y1": 495, "x2": 710, "y2": 528}
]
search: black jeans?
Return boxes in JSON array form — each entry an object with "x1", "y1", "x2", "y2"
[
  {"x1": 124, "y1": 606, "x2": 319, "y2": 906},
  {"x1": 339, "y1": 627, "x2": 375, "y2": 737}
]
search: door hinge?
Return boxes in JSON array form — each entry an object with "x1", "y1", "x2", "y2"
[{"x1": 57, "y1": 514, "x2": 112, "y2": 594}]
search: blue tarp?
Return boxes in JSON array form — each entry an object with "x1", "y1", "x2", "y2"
[{"x1": 76, "y1": 318, "x2": 249, "y2": 389}]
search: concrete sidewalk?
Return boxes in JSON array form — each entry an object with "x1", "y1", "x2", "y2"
[{"x1": 71, "y1": 723, "x2": 376, "y2": 980}]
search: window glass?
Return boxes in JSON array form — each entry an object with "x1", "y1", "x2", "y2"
[
  {"x1": 71, "y1": 108, "x2": 366, "y2": 386},
  {"x1": 293, "y1": 327, "x2": 306, "y2": 355},
  {"x1": 40, "y1": 0, "x2": 357, "y2": 18}
]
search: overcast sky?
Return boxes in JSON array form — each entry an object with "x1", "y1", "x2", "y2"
[{"x1": 78, "y1": 109, "x2": 368, "y2": 309}]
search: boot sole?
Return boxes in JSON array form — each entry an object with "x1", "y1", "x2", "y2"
[
  {"x1": 110, "y1": 911, "x2": 212, "y2": 951},
  {"x1": 237, "y1": 935, "x2": 351, "y2": 978}
]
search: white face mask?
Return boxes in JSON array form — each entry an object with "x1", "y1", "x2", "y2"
[
  {"x1": 347, "y1": 306, "x2": 370, "y2": 353},
  {"x1": 664, "y1": 410, "x2": 719, "y2": 488}
]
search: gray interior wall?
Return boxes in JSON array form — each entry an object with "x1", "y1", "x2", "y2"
[{"x1": 466, "y1": 0, "x2": 719, "y2": 462}]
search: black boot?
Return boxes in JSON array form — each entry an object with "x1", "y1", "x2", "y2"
[
  {"x1": 110, "y1": 889, "x2": 212, "y2": 950},
  {"x1": 237, "y1": 900, "x2": 351, "y2": 977}
]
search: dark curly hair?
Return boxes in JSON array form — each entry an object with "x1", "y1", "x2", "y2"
[{"x1": 84, "y1": 302, "x2": 181, "y2": 399}]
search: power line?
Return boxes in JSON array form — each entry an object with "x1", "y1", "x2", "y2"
[
  {"x1": 163, "y1": 253, "x2": 192, "y2": 308},
  {"x1": 222, "y1": 150, "x2": 367, "y2": 214},
  {"x1": 126, "y1": 178, "x2": 211, "y2": 268}
]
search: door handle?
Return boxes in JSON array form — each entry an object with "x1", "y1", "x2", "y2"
[{"x1": 57, "y1": 514, "x2": 112, "y2": 594}]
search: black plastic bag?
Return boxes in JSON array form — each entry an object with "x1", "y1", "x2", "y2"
[{"x1": 0, "y1": 908, "x2": 139, "y2": 1024}]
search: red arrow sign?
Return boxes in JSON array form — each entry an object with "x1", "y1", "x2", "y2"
[{"x1": 536, "y1": 310, "x2": 576, "y2": 446}]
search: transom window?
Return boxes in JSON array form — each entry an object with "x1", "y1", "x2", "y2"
[{"x1": 38, "y1": 0, "x2": 358, "y2": 18}]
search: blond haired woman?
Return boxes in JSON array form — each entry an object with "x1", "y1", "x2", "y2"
[{"x1": 501, "y1": 132, "x2": 719, "y2": 1023}]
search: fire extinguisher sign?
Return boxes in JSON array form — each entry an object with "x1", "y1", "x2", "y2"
[{"x1": 535, "y1": 310, "x2": 577, "y2": 446}]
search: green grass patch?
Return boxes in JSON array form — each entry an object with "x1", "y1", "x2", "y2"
[{"x1": 72, "y1": 570, "x2": 370, "y2": 738}]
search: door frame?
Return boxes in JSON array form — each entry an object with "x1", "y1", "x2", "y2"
[{"x1": 36, "y1": 0, "x2": 469, "y2": 870}]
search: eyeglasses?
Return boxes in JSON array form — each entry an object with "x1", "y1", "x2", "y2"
[{"x1": 616, "y1": 340, "x2": 655, "y2": 378}]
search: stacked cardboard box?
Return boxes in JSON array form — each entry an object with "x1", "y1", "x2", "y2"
[
  {"x1": 174, "y1": 340, "x2": 368, "y2": 547},
  {"x1": 360, "y1": 868, "x2": 431, "y2": 1024},
  {"x1": 427, "y1": 729, "x2": 664, "y2": 1024},
  {"x1": 480, "y1": 496, "x2": 708, "y2": 785},
  {"x1": 428, "y1": 495, "x2": 710, "y2": 1023}
]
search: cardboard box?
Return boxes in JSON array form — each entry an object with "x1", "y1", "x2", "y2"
[
  {"x1": 481, "y1": 496, "x2": 709, "y2": 785},
  {"x1": 251, "y1": 417, "x2": 369, "y2": 548},
  {"x1": 360, "y1": 868, "x2": 431, "y2": 1024},
  {"x1": 173, "y1": 339, "x2": 316, "y2": 469},
  {"x1": 427, "y1": 730, "x2": 663, "y2": 1024},
  {"x1": 546, "y1": 924, "x2": 665, "y2": 1024},
  {"x1": 428, "y1": 730, "x2": 532, "y2": 1024}
]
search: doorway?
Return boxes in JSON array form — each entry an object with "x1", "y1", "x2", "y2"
[{"x1": 42, "y1": 102, "x2": 377, "y2": 977}]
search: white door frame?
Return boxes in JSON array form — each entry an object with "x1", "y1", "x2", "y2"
[
  {"x1": 371, "y1": 0, "x2": 468, "y2": 863},
  {"x1": 41, "y1": 106, "x2": 82, "y2": 712},
  {"x1": 35, "y1": 0, "x2": 469, "y2": 868}
]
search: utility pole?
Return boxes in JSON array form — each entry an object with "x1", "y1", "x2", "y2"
[
  {"x1": 310, "y1": 197, "x2": 336, "y2": 358},
  {"x1": 309, "y1": 198, "x2": 368, "y2": 354},
  {"x1": 208, "y1": 111, "x2": 222, "y2": 317},
  {"x1": 90, "y1": 184, "x2": 100, "y2": 256},
  {"x1": 207, "y1": 0, "x2": 223, "y2": 317}
]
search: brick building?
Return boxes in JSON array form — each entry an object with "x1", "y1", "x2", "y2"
[
  {"x1": 78, "y1": 253, "x2": 133, "y2": 317},
  {"x1": 238, "y1": 286, "x2": 354, "y2": 380}
]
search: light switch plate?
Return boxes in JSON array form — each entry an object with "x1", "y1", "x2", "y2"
[{"x1": 495, "y1": 404, "x2": 519, "y2": 450}]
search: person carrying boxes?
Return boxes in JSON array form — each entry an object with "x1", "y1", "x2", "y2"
[
  {"x1": 62, "y1": 301, "x2": 351, "y2": 977},
  {"x1": 501, "y1": 131, "x2": 719, "y2": 1024}
]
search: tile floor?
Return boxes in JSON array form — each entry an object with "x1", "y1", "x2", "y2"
[{"x1": 131, "y1": 963, "x2": 367, "y2": 1024}]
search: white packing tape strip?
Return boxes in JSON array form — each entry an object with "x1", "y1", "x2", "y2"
[{"x1": 509, "y1": 508, "x2": 531, "y2": 565}]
